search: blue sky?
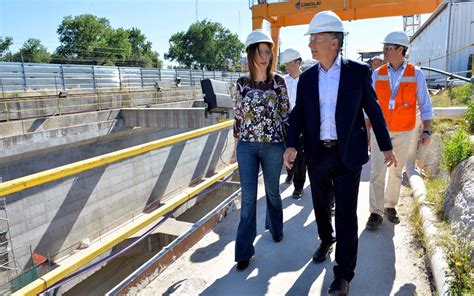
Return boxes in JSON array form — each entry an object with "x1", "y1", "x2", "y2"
[{"x1": 0, "y1": 0, "x2": 431, "y2": 65}]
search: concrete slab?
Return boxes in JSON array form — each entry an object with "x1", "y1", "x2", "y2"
[
  {"x1": 138, "y1": 163, "x2": 432, "y2": 296},
  {"x1": 130, "y1": 218, "x2": 193, "y2": 238}
]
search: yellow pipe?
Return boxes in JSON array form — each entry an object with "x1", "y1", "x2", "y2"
[
  {"x1": 13, "y1": 163, "x2": 238, "y2": 296},
  {"x1": 0, "y1": 120, "x2": 234, "y2": 197}
]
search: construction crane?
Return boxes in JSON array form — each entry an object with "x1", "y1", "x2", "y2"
[{"x1": 250, "y1": 0, "x2": 443, "y2": 67}]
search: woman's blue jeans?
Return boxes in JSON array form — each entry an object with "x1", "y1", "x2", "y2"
[{"x1": 235, "y1": 141, "x2": 284, "y2": 261}]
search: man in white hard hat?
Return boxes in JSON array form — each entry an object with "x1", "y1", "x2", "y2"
[
  {"x1": 283, "y1": 10, "x2": 396, "y2": 295},
  {"x1": 280, "y1": 48, "x2": 306, "y2": 199},
  {"x1": 366, "y1": 31, "x2": 433, "y2": 230}
]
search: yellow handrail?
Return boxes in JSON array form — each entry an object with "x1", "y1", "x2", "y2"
[
  {"x1": 6, "y1": 119, "x2": 236, "y2": 295},
  {"x1": 13, "y1": 163, "x2": 238, "y2": 296},
  {"x1": 0, "y1": 120, "x2": 234, "y2": 197}
]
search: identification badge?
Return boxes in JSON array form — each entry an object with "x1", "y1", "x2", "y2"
[{"x1": 388, "y1": 98, "x2": 395, "y2": 110}]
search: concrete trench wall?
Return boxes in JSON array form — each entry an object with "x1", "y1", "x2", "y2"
[
  {"x1": 0, "y1": 87, "x2": 202, "y2": 121},
  {"x1": 3, "y1": 126, "x2": 233, "y2": 270},
  {"x1": 60, "y1": 181, "x2": 241, "y2": 295}
]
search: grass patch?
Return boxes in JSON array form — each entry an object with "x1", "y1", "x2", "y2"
[
  {"x1": 431, "y1": 83, "x2": 472, "y2": 107},
  {"x1": 408, "y1": 198, "x2": 429, "y2": 254},
  {"x1": 431, "y1": 90, "x2": 452, "y2": 107},
  {"x1": 424, "y1": 177, "x2": 448, "y2": 220},
  {"x1": 432, "y1": 118, "x2": 466, "y2": 135},
  {"x1": 445, "y1": 239, "x2": 474, "y2": 295}
]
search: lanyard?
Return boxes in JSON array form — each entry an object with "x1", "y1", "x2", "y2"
[{"x1": 387, "y1": 62, "x2": 407, "y2": 99}]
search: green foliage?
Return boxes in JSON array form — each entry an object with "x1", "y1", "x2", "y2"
[
  {"x1": 12, "y1": 38, "x2": 51, "y2": 63},
  {"x1": 279, "y1": 64, "x2": 286, "y2": 73},
  {"x1": 451, "y1": 83, "x2": 472, "y2": 105},
  {"x1": 465, "y1": 102, "x2": 474, "y2": 133},
  {"x1": 165, "y1": 19, "x2": 244, "y2": 71},
  {"x1": 441, "y1": 127, "x2": 472, "y2": 173},
  {"x1": 53, "y1": 14, "x2": 162, "y2": 67},
  {"x1": 55, "y1": 14, "x2": 113, "y2": 64},
  {"x1": 123, "y1": 28, "x2": 162, "y2": 68},
  {"x1": 0, "y1": 36, "x2": 13, "y2": 61},
  {"x1": 446, "y1": 240, "x2": 473, "y2": 295}
]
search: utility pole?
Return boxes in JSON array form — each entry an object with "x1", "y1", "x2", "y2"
[{"x1": 195, "y1": 0, "x2": 198, "y2": 22}]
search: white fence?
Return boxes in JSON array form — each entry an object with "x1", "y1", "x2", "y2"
[{"x1": 0, "y1": 62, "x2": 243, "y2": 93}]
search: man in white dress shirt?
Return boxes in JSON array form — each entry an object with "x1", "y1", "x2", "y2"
[
  {"x1": 283, "y1": 11, "x2": 396, "y2": 295},
  {"x1": 281, "y1": 48, "x2": 306, "y2": 199}
]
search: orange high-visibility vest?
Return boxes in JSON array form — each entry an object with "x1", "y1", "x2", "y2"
[{"x1": 375, "y1": 63, "x2": 418, "y2": 132}]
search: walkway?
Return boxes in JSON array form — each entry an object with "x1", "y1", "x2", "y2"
[{"x1": 138, "y1": 162, "x2": 432, "y2": 296}]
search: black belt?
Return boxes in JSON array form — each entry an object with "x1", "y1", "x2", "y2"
[{"x1": 320, "y1": 140, "x2": 337, "y2": 148}]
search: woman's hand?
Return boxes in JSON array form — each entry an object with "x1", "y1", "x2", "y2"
[{"x1": 229, "y1": 153, "x2": 237, "y2": 164}]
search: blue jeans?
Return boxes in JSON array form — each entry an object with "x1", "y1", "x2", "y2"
[{"x1": 235, "y1": 141, "x2": 284, "y2": 261}]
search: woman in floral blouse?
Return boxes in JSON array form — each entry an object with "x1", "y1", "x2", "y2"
[{"x1": 230, "y1": 29, "x2": 290, "y2": 271}]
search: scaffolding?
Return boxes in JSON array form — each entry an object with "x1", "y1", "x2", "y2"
[
  {"x1": 403, "y1": 15, "x2": 422, "y2": 38},
  {"x1": 0, "y1": 178, "x2": 19, "y2": 293}
]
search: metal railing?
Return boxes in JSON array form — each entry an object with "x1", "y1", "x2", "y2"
[
  {"x1": 0, "y1": 120, "x2": 237, "y2": 295},
  {"x1": 0, "y1": 62, "x2": 243, "y2": 94}
]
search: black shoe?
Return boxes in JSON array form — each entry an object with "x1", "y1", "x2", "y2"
[
  {"x1": 292, "y1": 189, "x2": 303, "y2": 199},
  {"x1": 285, "y1": 174, "x2": 293, "y2": 184},
  {"x1": 384, "y1": 207, "x2": 400, "y2": 224},
  {"x1": 272, "y1": 233, "x2": 283, "y2": 242},
  {"x1": 312, "y1": 241, "x2": 334, "y2": 263},
  {"x1": 328, "y1": 278, "x2": 349, "y2": 295},
  {"x1": 236, "y1": 259, "x2": 249, "y2": 271},
  {"x1": 366, "y1": 213, "x2": 383, "y2": 230}
]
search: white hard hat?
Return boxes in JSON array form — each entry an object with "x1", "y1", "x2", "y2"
[
  {"x1": 280, "y1": 48, "x2": 301, "y2": 64},
  {"x1": 245, "y1": 29, "x2": 274, "y2": 49},
  {"x1": 305, "y1": 10, "x2": 344, "y2": 35},
  {"x1": 382, "y1": 31, "x2": 410, "y2": 48}
]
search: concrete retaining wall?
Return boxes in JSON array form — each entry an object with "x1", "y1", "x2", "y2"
[
  {"x1": 0, "y1": 87, "x2": 202, "y2": 121},
  {"x1": 2, "y1": 124, "x2": 233, "y2": 270}
]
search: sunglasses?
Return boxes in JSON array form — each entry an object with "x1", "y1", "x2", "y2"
[{"x1": 383, "y1": 44, "x2": 400, "y2": 51}]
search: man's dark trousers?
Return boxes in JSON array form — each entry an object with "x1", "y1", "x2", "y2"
[
  {"x1": 286, "y1": 135, "x2": 306, "y2": 190},
  {"x1": 308, "y1": 144, "x2": 361, "y2": 282}
]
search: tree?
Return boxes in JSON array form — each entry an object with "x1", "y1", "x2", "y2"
[
  {"x1": 53, "y1": 14, "x2": 162, "y2": 67},
  {"x1": 12, "y1": 39, "x2": 51, "y2": 63},
  {"x1": 125, "y1": 28, "x2": 162, "y2": 68},
  {"x1": 100, "y1": 28, "x2": 131, "y2": 66},
  {"x1": 0, "y1": 37, "x2": 13, "y2": 61},
  {"x1": 165, "y1": 20, "x2": 244, "y2": 71},
  {"x1": 55, "y1": 14, "x2": 115, "y2": 64}
]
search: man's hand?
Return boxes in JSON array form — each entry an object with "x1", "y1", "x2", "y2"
[
  {"x1": 283, "y1": 148, "x2": 297, "y2": 169},
  {"x1": 382, "y1": 150, "x2": 398, "y2": 167},
  {"x1": 420, "y1": 133, "x2": 431, "y2": 146}
]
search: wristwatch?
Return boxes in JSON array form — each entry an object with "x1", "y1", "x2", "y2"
[{"x1": 422, "y1": 130, "x2": 432, "y2": 136}]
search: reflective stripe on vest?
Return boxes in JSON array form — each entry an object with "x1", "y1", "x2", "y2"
[{"x1": 375, "y1": 63, "x2": 418, "y2": 132}]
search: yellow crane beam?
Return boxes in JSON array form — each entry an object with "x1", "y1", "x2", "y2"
[{"x1": 251, "y1": 0, "x2": 443, "y2": 68}]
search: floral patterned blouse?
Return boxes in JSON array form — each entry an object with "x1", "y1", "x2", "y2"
[{"x1": 233, "y1": 74, "x2": 290, "y2": 143}]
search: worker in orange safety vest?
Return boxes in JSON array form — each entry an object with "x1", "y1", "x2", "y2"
[{"x1": 366, "y1": 31, "x2": 433, "y2": 230}]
